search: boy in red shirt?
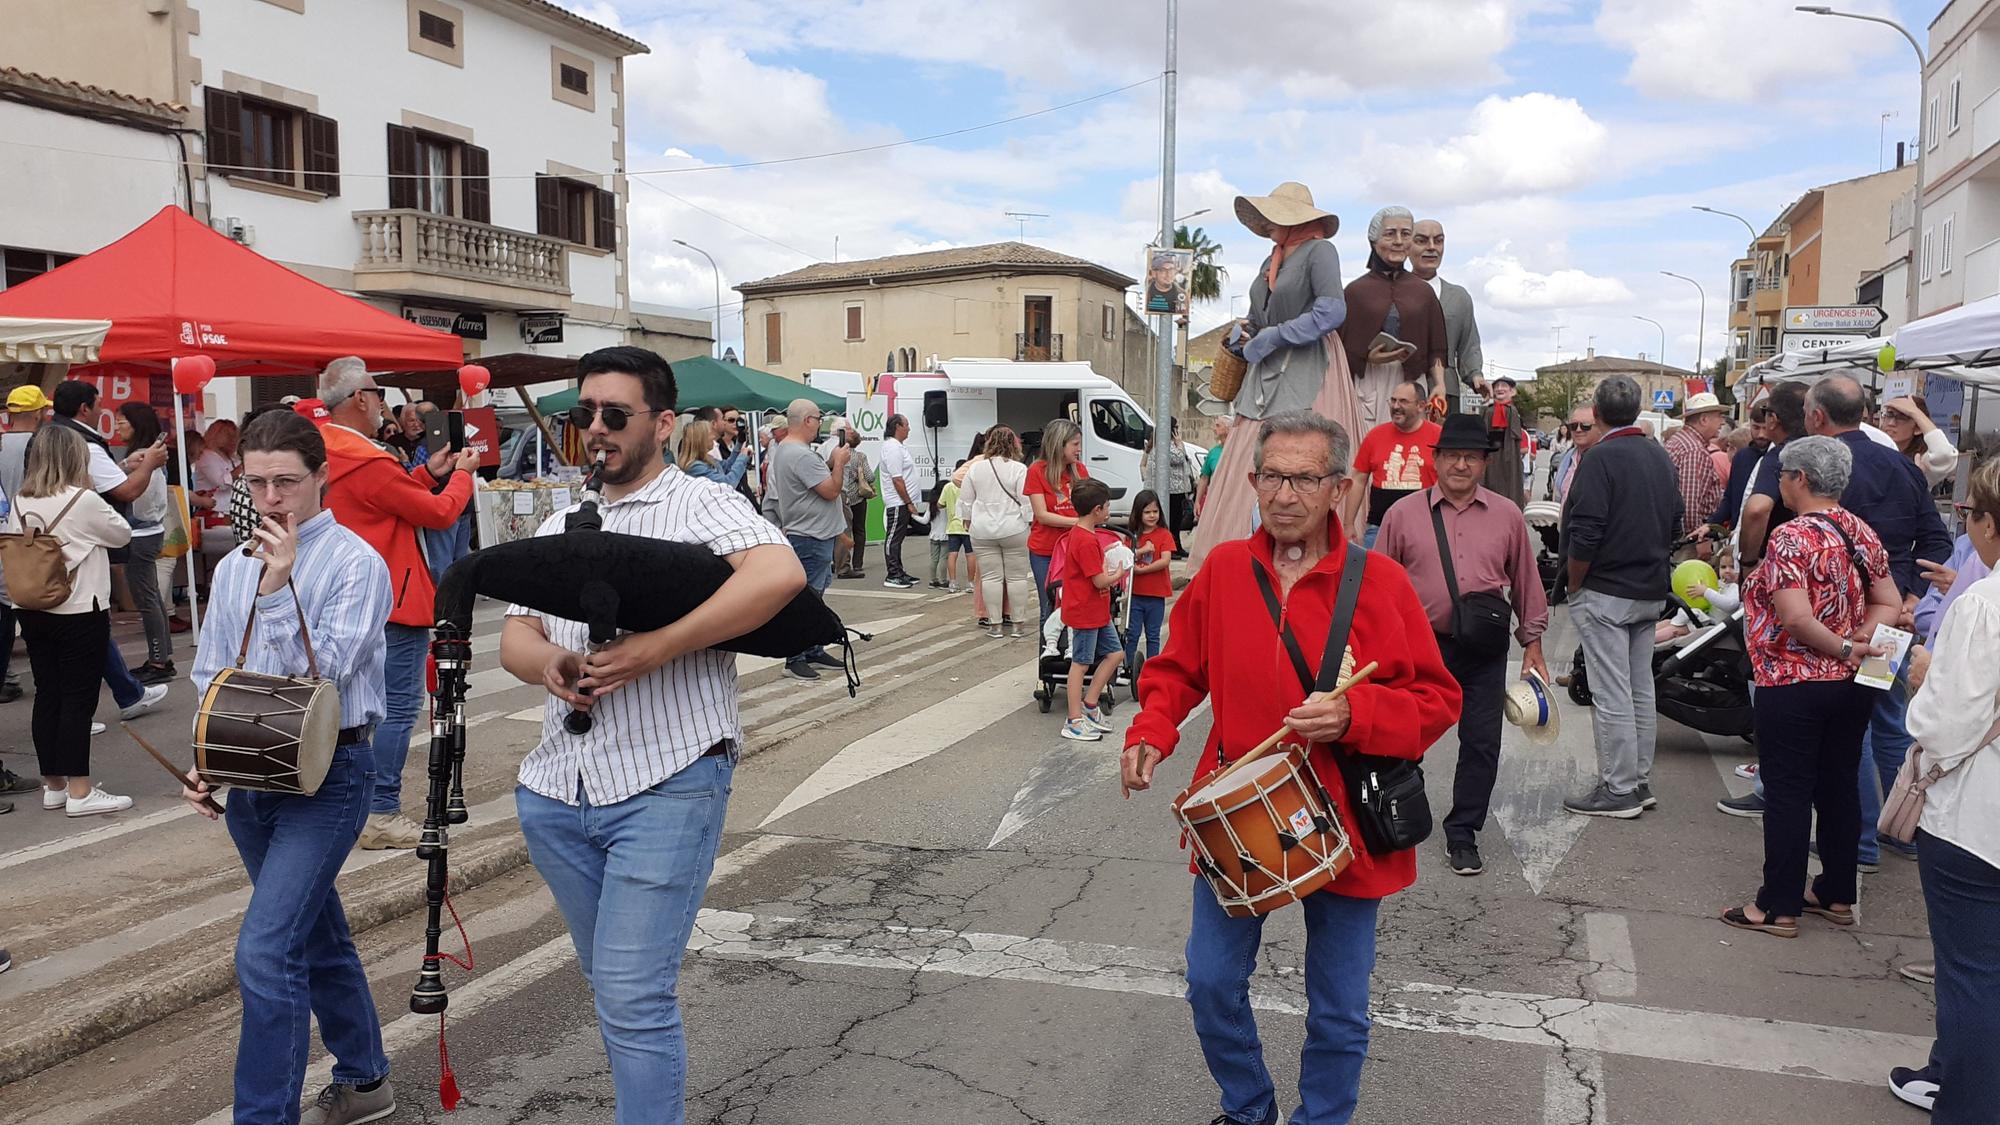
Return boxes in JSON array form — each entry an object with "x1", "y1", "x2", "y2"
[{"x1": 1060, "y1": 478, "x2": 1126, "y2": 741}]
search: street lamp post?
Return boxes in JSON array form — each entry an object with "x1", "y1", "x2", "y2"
[
  {"x1": 1796, "y1": 6, "x2": 1928, "y2": 323},
  {"x1": 673, "y1": 238, "x2": 722, "y2": 359},
  {"x1": 1633, "y1": 314, "x2": 1669, "y2": 408},
  {"x1": 1150, "y1": 0, "x2": 1179, "y2": 509},
  {"x1": 1661, "y1": 270, "x2": 1707, "y2": 375}
]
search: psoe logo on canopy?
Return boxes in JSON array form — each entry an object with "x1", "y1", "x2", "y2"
[{"x1": 178, "y1": 321, "x2": 230, "y2": 346}]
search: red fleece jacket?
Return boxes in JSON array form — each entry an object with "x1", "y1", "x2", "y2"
[
  {"x1": 1125, "y1": 520, "x2": 1461, "y2": 899},
  {"x1": 321, "y1": 424, "x2": 474, "y2": 628}
]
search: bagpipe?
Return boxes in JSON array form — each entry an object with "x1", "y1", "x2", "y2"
[{"x1": 409, "y1": 456, "x2": 856, "y2": 1016}]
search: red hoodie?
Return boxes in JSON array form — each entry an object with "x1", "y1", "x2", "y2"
[
  {"x1": 1125, "y1": 519, "x2": 1461, "y2": 899},
  {"x1": 321, "y1": 424, "x2": 474, "y2": 627}
]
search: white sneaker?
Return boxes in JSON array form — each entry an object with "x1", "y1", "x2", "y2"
[
  {"x1": 65, "y1": 786, "x2": 133, "y2": 817},
  {"x1": 119, "y1": 684, "x2": 169, "y2": 720},
  {"x1": 1061, "y1": 718, "x2": 1102, "y2": 742},
  {"x1": 90, "y1": 722, "x2": 106, "y2": 736},
  {"x1": 42, "y1": 788, "x2": 66, "y2": 811},
  {"x1": 1083, "y1": 706, "x2": 1116, "y2": 734}
]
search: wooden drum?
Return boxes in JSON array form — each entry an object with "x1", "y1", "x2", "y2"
[
  {"x1": 194, "y1": 668, "x2": 341, "y2": 796},
  {"x1": 1173, "y1": 744, "x2": 1353, "y2": 918}
]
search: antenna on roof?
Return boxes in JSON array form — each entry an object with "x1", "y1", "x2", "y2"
[{"x1": 1004, "y1": 211, "x2": 1050, "y2": 240}]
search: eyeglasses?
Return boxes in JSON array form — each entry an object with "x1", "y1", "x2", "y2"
[
  {"x1": 1565, "y1": 422, "x2": 1595, "y2": 433},
  {"x1": 1250, "y1": 471, "x2": 1336, "y2": 496},
  {"x1": 241, "y1": 474, "x2": 312, "y2": 495},
  {"x1": 1953, "y1": 502, "x2": 1994, "y2": 520},
  {"x1": 567, "y1": 403, "x2": 659, "y2": 431}
]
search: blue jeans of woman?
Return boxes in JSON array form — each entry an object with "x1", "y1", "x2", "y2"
[
  {"x1": 1124, "y1": 594, "x2": 1165, "y2": 668},
  {"x1": 366, "y1": 623, "x2": 430, "y2": 815},
  {"x1": 516, "y1": 753, "x2": 736, "y2": 1125},
  {"x1": 228, "y1": 747, "x2": 387, "y2": 1123},
  {"x1": 1919, "y1": 829, "x2": 2000, "y2": 1124},
  {"x1": 1031, "y1": 551, "x2": 1054, "y2": 628},
  {"x1": 1185, "y1": 878, "x2": 1380, "y2": 1125}
]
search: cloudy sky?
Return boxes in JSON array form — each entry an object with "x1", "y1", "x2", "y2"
[{"x1": 564, "y1": 0, "x2": 1931, "y2": 380}]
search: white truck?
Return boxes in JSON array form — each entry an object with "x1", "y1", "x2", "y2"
[{"x1": 842, "y1": 359, "x2": 1157, "y2": 517}]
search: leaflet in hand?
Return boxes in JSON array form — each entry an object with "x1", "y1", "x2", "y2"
[{"x1": 1854, "y1": 623, "x2": 1914, "y2": 691}]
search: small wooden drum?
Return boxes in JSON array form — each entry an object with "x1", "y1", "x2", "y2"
[
  {"x1": 194, "y1": 668, "x2": 341, "y2": 796},
  {"x1": 1174, "y1": 744, "x2": 1353, "y2": 918}
]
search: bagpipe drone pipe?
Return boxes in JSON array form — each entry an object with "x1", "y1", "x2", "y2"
[{"x1": 408, "y1": 491, "x2": 857, "y2": 1016}]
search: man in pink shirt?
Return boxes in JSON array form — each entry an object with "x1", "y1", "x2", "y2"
[{"x1": 1377, "y1": 413, "x2": 1550, "y2": 876}]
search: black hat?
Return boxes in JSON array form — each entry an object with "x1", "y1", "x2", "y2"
[{"x1": 1432, "y1": 413, "x2": 1497, "y2": 453}]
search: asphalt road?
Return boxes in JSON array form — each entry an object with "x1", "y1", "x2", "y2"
[{"x1": 0, "y1": 522, "x2": 1941, "y2": 1125}]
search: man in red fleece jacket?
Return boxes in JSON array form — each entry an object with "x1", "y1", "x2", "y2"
[
  {"x1": 318, "y1": 357, "x2": 478, "y2": 849},
  {"x1": 1122, "y1": 410, "x2": 1459, "y2": 1125}
]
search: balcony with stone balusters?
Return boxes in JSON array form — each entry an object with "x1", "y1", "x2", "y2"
[{"x1": 352, "y1": 209, "x2": 572, "y2": 310}]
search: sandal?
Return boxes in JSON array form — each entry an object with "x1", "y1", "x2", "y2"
[
  {"x1": 1721, "y1": 905, "x2": 1799, "y2": 938},
  {"x1": 1802, "y1": 892, "x2": 1856, "y2": 927}
]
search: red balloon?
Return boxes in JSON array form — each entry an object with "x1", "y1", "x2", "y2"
[
  {"x1": 172, "y1": 354, "x2": 217, "y2": 395},
  {"x1": 457, "y1": 364, "x2": 491, "y2": 397}
]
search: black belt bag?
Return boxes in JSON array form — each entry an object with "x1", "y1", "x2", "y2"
[
  {"x1": 1254, "y1": 545, "x2": 1433, "y2": 856},
  {"x1": 1431, "y1": 495, "x2": 1513, "y2": 660}
]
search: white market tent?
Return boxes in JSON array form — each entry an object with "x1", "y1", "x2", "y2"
[{"x1": 0, "y1": 316, "x2": 111, "y2": 364}]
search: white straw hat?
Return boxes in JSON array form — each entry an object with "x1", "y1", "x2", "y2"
[{"x1": 1504, "y1": 669, "x2": 1561, "y2": 745}]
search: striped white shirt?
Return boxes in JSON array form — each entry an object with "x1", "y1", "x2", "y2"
[
  {"x1": 510, "y1": 465, "x2": 789, "y2": 807},
  {"x1": 192, "y1": 510, "x2": 392, "y2": 729}
]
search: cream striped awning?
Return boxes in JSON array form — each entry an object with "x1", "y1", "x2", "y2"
[{"x1": 0, "y1": 317, "x2": 111, "y2": 364}]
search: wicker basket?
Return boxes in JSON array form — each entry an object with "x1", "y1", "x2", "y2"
[{"x1": 1209, "y1": 348, "x2": 1247, "y2": 403}]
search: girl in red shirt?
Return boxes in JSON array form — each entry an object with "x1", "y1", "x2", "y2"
[
  {"x1": 1124, "y1": 490, "x2": 1175, "y2": 676},
  {"x1": 1025, "y1": 418, "x2": 1088, "y2": 628}
]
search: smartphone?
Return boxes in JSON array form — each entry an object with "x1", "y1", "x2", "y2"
[{"x1": 423, "y1": 409, "x2": 466, "y2": 453}]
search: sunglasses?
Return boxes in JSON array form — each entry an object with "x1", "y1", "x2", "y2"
[
  {"x1": 567, "y1": 403, "x2": 659, "y2": 431},
  {"x1": 1565, "y1": 422, "x2": 1595, "y2": 433}
]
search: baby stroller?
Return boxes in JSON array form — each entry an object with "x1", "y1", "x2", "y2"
[
  {"x1": 1033, "y1": 526, "x2": 1136, "y2": 714},
  {"x1": 1523, "y1": 501, "x2": 1565, "y2": 605}
]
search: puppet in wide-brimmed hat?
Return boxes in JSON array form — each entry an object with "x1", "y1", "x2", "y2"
[{"x1": 1234, "y1": 182, "x2": 1340, "y2": 239}]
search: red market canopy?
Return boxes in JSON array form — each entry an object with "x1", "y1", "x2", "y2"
[{"x1": 0, "y1": 205, "x2": 462, "y2": 377}]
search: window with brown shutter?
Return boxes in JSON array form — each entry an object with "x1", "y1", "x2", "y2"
[
  {"x1": 418, "y1": 10, "x2": 454, "y2": 46},
  {"x1": 203, "y1": 88, "x2": 244, "y2": 174},
  {"x1": 535, "y1": 174, "x2": 561, "y2": 237},
  {"x1": 239, "y1": 98, "x2": 295, "y2": 184},
  {"x1": 559, "y1": 64, "x2": 589, "y2": 94},
  {"x1": 593, "y1": 188, "x2": 616, "y2": 251},
  {"x1": 765, "y1": 312, "x2": 783, "y2": 365},
  {"x1": 460, "y1": 144, "x2": 490, "y2": 224},
  {"x1": 302, "y1": 113, "x2": 340, "y2": 196},
  {"x1": 386, "y1": 124, "x2": 420, "y2": 210},
  {"x1": 845, "y1": 305, "x2": 863, "y2": 341}
]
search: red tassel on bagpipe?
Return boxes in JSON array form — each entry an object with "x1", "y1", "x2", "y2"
[{"x1": 433, "y1": 892, "x2": 474, "y2": 1111}]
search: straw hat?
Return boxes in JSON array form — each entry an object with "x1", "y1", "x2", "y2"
[
  {"x1": 1682, "y1": 391, "x2": 1726, "y2": 418},
  {"x1": 1235, "y1": 182, "x2": 1340, "y2": 239},
  {"x1": 1504, "y1": 670, "x2": 1561, "y2": 745}
]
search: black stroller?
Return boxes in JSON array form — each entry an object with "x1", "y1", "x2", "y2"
[{"x1": 1032, "y1": 526, "x2": 1136, "y2": 714}]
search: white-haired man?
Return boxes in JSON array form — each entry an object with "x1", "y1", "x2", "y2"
[
  {"x1": 767, "y1": 398, "x2": 849, "y2": 679},
  {"x1": 319, "y1": 357, "x2": 480, "y2": 848}
]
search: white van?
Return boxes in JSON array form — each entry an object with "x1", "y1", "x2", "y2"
[{"x1": 847, "y1": 359, "x2": 1156, "y2": 516}]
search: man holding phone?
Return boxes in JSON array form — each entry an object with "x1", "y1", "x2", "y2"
[{"x1": 319, "y1": 358, "x2": 479, "y2": 849}]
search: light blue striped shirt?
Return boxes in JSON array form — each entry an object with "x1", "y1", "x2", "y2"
[{"x1": 192, "y1": 510, "x2": 393, "y2": 729}]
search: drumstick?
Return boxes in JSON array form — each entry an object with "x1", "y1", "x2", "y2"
[
  {"x1": 1236, "y1": 661, "x2": 1381, "y2": 767},
  {"x1": 120, "y1": 723, "x2": 226, "y2": 816}
]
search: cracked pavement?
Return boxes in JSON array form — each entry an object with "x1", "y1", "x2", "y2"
[{"x1": 0, "y1": 591, "x2": 1939, "y2": 1125}]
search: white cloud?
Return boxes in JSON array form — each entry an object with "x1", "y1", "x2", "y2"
[
  {"x1": 1596, "y1": 0, "x2": 1904, "y2": 103},
  {"x1": 1362, "y1": 93, "x2": 1608, "y2": 204},
  {"x1": 1467, "y1": 246, "x2": 1633, "y2": 310}
]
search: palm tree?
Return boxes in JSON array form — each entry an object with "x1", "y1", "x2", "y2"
[{"x1": 1175, "y1": 225, "x2": 1226, "y2": 304}]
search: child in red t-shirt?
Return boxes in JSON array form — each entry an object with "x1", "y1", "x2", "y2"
[
  {"x1": 1123, "y1": 490, "x2": 1174, "y2": 678},
  {"x1": 1060, "y1": 478, "x2": 1125, "y2": 741}
]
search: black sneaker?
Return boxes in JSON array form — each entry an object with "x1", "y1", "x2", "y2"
[
  {"x1": 1447, "y1": 840, "x2": 1484, "y2": 876},
  {"x1": 1635, "y1": 784, "x2": 1657, "y2": 810},
  {"x1": 836, "y1": 570, "x2": 866, "y2": 580},
  {"x1": 0, "y1": 767, "x2": 37, "y2": 795},
  {"x1": 0, "y1": 947, "x2": 10, "y2": 972},
  {"x1": 135, "y1": 661, "x2": 177, "y2": 685},
  {"x1": 0, "y1": 680, "x2": 19, "y2": 704},
  {"x1": 783, "y1": 658, "x2": 820, "y2": 681},
  {"x1": 1889, "y1": 1064, "x2": 1939, "y2": 1111},
  {"x1": 1564, "y1": 784, "x2": 1644, "y2": 819},
  {"x1": 1716, "y1": 792, "x2": 1765, "y2": 818},
  {"x1": 805, "y1": 650, "x2": 843, "y2": 670},
  {"x1": 0, "y1": 799, "x2": 12, "y2": 816}
]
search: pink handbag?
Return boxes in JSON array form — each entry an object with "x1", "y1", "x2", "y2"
[{"x1": 1878, "y1": 714, "x2": 2000, "y2": 845}]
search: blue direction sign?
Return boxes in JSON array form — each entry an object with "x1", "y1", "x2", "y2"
[{"x1": 1652, "y1": 389, "x2": 1676, "y2": 410}]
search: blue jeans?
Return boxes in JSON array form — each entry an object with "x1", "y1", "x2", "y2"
[
  {"x1": 424, "y1": 510, "x2": 473, "y2": 585},
  {"x1": 786, "y1": 533, "x2": 836, "y2": 661},
  {"x1": 227, "y1": 747, "x2": 388, "y2": 1123},
  {"x1": 1124, "y1": 594, "x2": 1165, "y2": 667},
  {"x1": 1362, "y1": 524, "x2": 1380, "y2": 550},
  {"x1": 1919, "y1": 829, "x2": 2000, "y2": 1125},
  {"x1": 366, "y1": 623, "x2": 430, "y2": 815},
  {"x1": 1030, "y1": 551, "x2": 1054, "y2": 628},
  {"x1": 1855, "y1": 686, "x2": 1915, "y2": 863},
  {"x1": 1185, "y1": 878, "x2": 1380, "y2": 1125},
  {"x1": 103, "y1": 639, "x2": 143, "y2": 709},
  {"x1": 516, "y1": 755, "x2": 736, "y2": 1125}
]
